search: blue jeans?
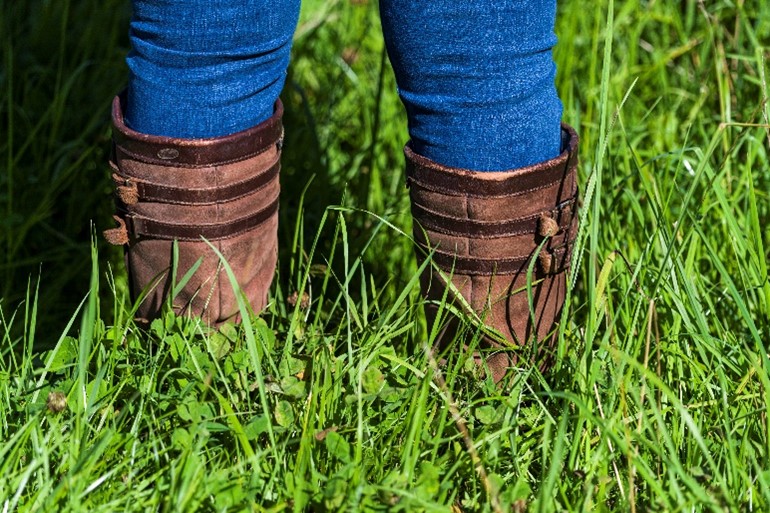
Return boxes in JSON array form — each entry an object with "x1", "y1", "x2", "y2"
[{"x1": 125, "y1": 0, "x2": 562, "y2": 171}]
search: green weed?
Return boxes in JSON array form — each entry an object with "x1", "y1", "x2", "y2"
[{"x1": 2, "y1": 0, "x2": 770, "y2": 511}]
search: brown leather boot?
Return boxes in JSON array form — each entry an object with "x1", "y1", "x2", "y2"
[
  {"x1": 406, "y1": 124, "x2": 579, "y2": 382},
  {"x1": 104, "y1": 95, "x2": 283, "y2": 326}
]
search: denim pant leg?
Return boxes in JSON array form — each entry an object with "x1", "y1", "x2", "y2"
[
  {"x1": 125, "y1": 0, "x2": 300, "y2": 138},
  {"x1": 379, "y1": 0, "x2": 562, "y2": 171}
]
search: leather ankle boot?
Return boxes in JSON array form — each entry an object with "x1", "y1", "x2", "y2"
[
  {"x1": 104, "y1": 95, "x2": 283, "y2": 326},
  {"x1": 406, "y1": 124, "x2": 579, "y2": 382}
]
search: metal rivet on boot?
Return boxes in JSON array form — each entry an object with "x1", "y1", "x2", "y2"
[
  {"x1": 112, "y1": 173, "x2": 139, "y2": 205},
  {"x1": 157, "y1": 148, "x2": 180, "y2": 160}
]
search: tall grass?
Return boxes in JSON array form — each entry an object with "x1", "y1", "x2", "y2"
[{"x1": 2, "y1": 0, "x2": 770, "y2": 511}]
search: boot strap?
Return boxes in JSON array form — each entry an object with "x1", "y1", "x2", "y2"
[
  {"x1": 411, "y1": 196, "x2": 577, "y2": 239},
  {"x1": 420, "y1": 242, "x2": 572, "y2": 276},
  {"x1": 111, "y1": 160, "x2": 279, "y2": 206},
  {"x1": 105, "y1": 196, "x2": 279, "y2": 244}
]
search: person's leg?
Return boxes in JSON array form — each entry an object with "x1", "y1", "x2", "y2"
[
  {"x1": 379, "y1": 0, "x2": 562, "y2": 171},
  {"x1": 380, "y1": 0, "x2": 578, "y2": 380},
  {"x1": 105, "y1": 0, "x2": 300, "y2": 326},
  {"x1": 125, "y1": 0, "x2": 300, "y2": 138}
]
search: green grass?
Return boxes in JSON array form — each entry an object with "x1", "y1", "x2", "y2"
[{"x1": 2, "y1": 0, "x2": 770, "y2": 511}]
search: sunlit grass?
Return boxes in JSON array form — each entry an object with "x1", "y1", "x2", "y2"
[{"x1": 2, "y1": 0, "x2": 770, "y2": 511}]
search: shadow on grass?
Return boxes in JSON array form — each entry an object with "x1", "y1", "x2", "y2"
[{"x1": 2, "y1": 0, "x2": 412, "y2": 346}]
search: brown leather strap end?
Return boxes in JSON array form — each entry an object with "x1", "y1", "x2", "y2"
[
  {"x1": 111, "y1": 160, "x2": 280, "y2": 206},
  {"x1": 104, "y1": 215, "x2": 130, "y2": 245},
  {"x1": 125, "y1": 196, "x2": 279, "y2": 242},
  {"x1": 411, "y1": 196, "x2": 577, "y2": 239}
]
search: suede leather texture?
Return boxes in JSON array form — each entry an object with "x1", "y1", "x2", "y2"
[
  {"x1": 106, "y1": 95, "x2": 282, "y2": 326},
  {"x1": 407, "y1": 124, "x2": 579, "y2": 382}
]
